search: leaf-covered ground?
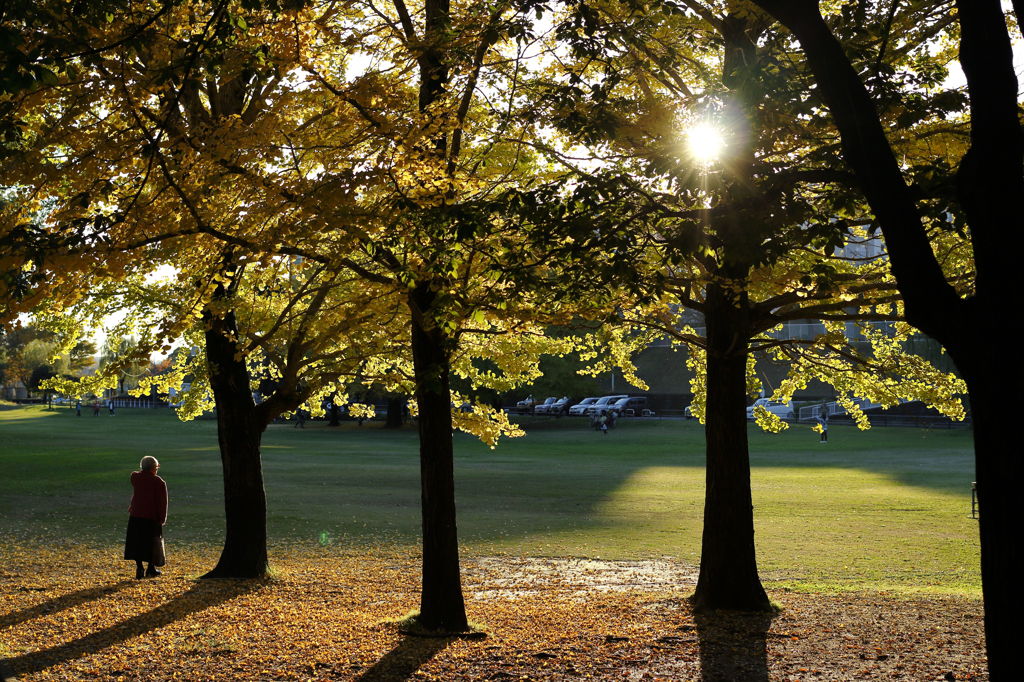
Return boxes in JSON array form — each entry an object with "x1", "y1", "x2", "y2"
[{"x1": 0, "y1": 543, "x2": 986, "y2": 681}]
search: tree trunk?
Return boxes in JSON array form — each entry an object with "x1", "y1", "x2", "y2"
[
  {"x1": 689, "y1": 12, "x2": 770, "y2": 613},
  {"x1": 201, "y1": 300, "x2": 270, "y2": 579},
  {"x1": 692, "y1": 282, "x2": 771, "y2": 612},
  {"x1": 950, "y1": 7, "x2": 1024, "y2": 669},
  {"x1": 409, "y1": 281, "x2": 468, "y2": 631},
  {"x1": 947, "y1": 337, "x2": 1021, "y2": 680},
  {"x1": 328, "y1": 396, "x2": 341, "y2": 427},
  {"x1": 385, "y1": 396, "x2": 405, "y2": 428}
]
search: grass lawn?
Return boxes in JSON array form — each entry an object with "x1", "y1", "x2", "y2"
[{"x1": 0, "y1": 404, "x2": 980, "y2": 595}]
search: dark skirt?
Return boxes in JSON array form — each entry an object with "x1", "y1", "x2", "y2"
[{"x1": 124, "y1": 516, "x2": 161, "y2": 562}]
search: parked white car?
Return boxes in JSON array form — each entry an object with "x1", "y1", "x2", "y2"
[
  {"x1": 568, "y1": 397, "x2": 600, "y2": 416},
  {"x1": 746, "y1": 398, "x2": 794, "y2": 420},
  {"x1": 514, "y1": 396, "x2": 537, "y2": 413}
]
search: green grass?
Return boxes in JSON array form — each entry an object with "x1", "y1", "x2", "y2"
[{"x1": 0, "y1": 405, "x2": 980, "y2": 595}]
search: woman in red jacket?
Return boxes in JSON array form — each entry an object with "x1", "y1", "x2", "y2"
[{"x1": 124, "y1": 456, "x2": 168, "y2": 579}]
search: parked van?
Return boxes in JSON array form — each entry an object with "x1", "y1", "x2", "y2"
[{"x1": 609, "y1": 396, "x2": 648, "y2": 417}]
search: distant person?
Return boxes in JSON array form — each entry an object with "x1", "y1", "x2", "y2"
[
  {"x1": 598, "y1": 410, "x2": 609, "y2": 435},
  {"x1": 92, "y1": 401, "x2": 100, "y2": 416},
  {"x1": 124, "y1": 456, "x2": 168, "y2": 579},
  {"x1": 108, "y1": 400, "x2": 116, "y2": 416},
  {"x1": 294, "y1": 409, "x2": 306, "y2": 428},
  {"x1": 75, "y1": 400, "x2": 81, "y2": 417},
  {"x1": 816, "y1": 408, "x2": 829, "y2": 444}
]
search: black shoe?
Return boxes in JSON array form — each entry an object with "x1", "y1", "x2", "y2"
[
  {"x1": 135, "y1": 566, "x2": 145, "y2": 580},
  {"x1": 145, "y1": 567, "x2": 162, "y2": 578}
]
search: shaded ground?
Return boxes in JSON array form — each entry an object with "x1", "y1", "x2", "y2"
[{"x1": 0, "y1": 543, "x2": 986, "y2": 680}]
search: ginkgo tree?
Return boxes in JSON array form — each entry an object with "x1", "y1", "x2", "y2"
[
  {"x1": 3, "y1": 0, "x2": 425, "y2": 581},
  {"x1": 747, "y1": 0, "x2": 1021, "y2": 675},
  {"x1": 292, "y1": 0, "x2": 641, "y2": 631},
  {"x1": 529, "y1": 0, "x2": 968, "y2": 611},
  {"x1": 39, "y1": 242, "x2": 411, "y2": 578},
  {"x1": 3, "y1": 0, "x2": 624, "y2": 632}
]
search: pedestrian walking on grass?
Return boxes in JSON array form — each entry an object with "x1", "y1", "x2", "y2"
[
  {"x1": 75, "y1": 400, "x2": 81, "y2": 417},
  {"x1": 124, "y1": 456, "x2": 168, "y2": 579},
  {"x1": 92, "y1": 401, "x2": 100, "y2": 416}
]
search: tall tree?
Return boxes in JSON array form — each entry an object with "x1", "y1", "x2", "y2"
[
  {"x1": 747, "y1": 1, "x2": 1017, "y2": 675},
  {"x1": 534, "y1": 0, "x2": 967, "y2": 611},
  {"x1": 43, "y1": 244, "x2": 408, "y2": 578},
  {"x1": 316, "y1": 0, "x2": 615, "y2": 630},
  {"x1": 4, "y1": 1, "x2": 588, "y2": 615},
  {"x1": 3, "y1": 0, "x2": 412, "y2": 579}
]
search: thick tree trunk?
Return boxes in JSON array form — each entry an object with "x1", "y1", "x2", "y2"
[
  {"x1": 692, "y1": 283, "x2": 771, "y2": 612},
  {"x1": 201, "y1": 302, "x2": 270, "y2": 579},
  {"x1": 950, "y1": 10, "x2": 1024, "y2": 669},
  {"x1": 690, "y1": 13, "x2": 770, "y2": 613},
  {"x1": 948, "y1": 340, "x2": 1022, "y2": 680},
  {"x1": 409, "y1": 282, "x2": 468, "y2": 631}
]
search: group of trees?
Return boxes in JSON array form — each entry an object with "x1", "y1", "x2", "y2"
[
  {"x1": 0, "y1": 323, "x2": 96, "y2": 399},
  {"x1": 2, "y1": 0, "x2": 1017, "y2": 675}
]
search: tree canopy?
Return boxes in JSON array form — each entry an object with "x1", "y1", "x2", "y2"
[{"x1": 0, "y1": 0, "x2": 1007, "y2": 673}]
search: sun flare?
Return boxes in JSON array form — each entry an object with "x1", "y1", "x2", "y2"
[{"x1": 687, "y1": 123, "x2": 725, "y2": 164}]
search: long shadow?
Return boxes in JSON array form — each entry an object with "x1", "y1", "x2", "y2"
[
  {"x1": 695, "y1": 609, "x2": 775, "y2": 682},
  {"x1": 0, "y1": 580, "x2": 135, "y2": 629},
  {"x1": 3, "y1": 580, "x2": 257, "y2": 677},
  {"x1": 354, "y1": 635, "x2": 453, "y2": 681}
]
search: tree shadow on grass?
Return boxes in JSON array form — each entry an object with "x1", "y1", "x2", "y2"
[
  {"x1": 695, "y1": 609, "x2": 775, "y2": 682},
  {"x1": 0, "y1": 580, "x2": 135, "y2": 629},
  {"x1": 3, "y1": 579, "x2": 257, "y2": 677},
  {"x1": 355, "y1": 635, "x2": 454, "y2": 681}
]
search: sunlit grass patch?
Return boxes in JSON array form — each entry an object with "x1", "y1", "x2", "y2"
[{"x1": 0, "y1": 405, "x2": 980, "y2": 594}]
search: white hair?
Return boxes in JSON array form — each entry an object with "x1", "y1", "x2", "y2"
[{"x1": 140, "y1": 456, "x2": 160, "y2": 472}]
